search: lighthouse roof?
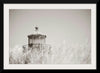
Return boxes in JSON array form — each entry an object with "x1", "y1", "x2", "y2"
[
  {"x1": 28, "y1": 34, "x2": 46, "y2": 39},
  {"x1": 28, "y1": 26, "x2": 46, "y2": 39}
]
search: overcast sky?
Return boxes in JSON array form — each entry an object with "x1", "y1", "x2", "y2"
[{"x1": 9, "y1": 9, "x2": 91, "y2": 48}]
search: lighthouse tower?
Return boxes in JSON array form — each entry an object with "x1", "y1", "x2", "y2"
[
  {"x1": 22, "y1": 26, "x2": 51, "y2": 64},
  {"x1": 28, "y1": 26, "x2": 46, "y2": 48}
]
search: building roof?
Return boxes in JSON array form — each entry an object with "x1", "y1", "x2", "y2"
[
  {"x1": 28, "y1": 34, "x2": 46, "y2": 39},
  {"x1": 28, "y1": 26, "x2": 46, "y2": 39}
]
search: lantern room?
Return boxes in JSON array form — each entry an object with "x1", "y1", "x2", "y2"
[{"x1": 28, "y1": 27, "x2": 46, "y2": 47}]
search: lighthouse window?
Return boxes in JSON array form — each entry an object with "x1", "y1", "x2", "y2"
[{"x1": 30, "y1": 39, "x2": 33, "y2": 44}]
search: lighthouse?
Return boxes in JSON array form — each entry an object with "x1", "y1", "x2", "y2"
[{"x1": 22, "y1": 26, "x2": 51, "y2": 64}]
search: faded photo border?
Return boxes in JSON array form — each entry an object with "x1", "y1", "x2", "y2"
[{"x1": 4, "y1": 4, "x2": 96, "y2": 69}]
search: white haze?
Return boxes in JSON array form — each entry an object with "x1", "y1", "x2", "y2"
[{"x1": 9, "y1": 40, "x2": 91, "y2": 64}]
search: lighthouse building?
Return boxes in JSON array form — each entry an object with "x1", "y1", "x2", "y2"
[{"x1": 22, "y1": 26, "x2": 51, "y2": 64}]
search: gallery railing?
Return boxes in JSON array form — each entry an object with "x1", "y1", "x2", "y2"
[{"x1": 22, "y1": 44, "x2": 51, "y2": 50}]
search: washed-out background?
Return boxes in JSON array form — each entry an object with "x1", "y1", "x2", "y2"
[{"x1": 9, "y1": 9, "x2": 91, "y2": 64}]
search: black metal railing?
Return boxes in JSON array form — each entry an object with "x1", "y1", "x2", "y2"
[{"x1": 23, "y1": 44, "x2": 51, "y2": 49}]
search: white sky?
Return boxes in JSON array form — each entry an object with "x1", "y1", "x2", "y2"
[{"x1": 9, "y1": 9, "x2": 91, "y2": 48}]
